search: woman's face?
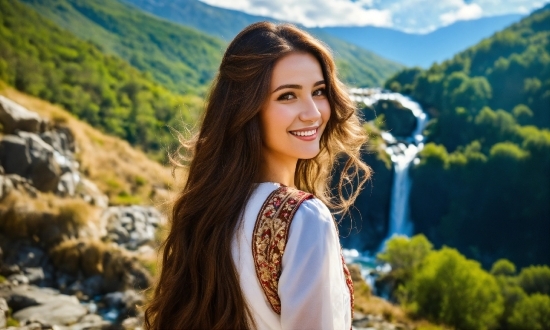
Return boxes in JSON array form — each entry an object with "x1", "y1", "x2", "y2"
[{"x1": 260, "y1": 52, "x2": 331, "y2": 167}]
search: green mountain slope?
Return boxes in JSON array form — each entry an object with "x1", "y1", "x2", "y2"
[
  {"x1": 385, "y1": 5, "x2": 550, "y2": 267},
  {"x1": 122, "y1": 0, "x2": 403, "y2": 87},
  {"x1": 386, "y1": 4, "x2": 549, "y2": 132},
  {"x1": 22, "y1": 0, "x2": 226, "y2": 95},
  {"x1": 0, "y1": 0, "x2": 202, "y2": 157}
]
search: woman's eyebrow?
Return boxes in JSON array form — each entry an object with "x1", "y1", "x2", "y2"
[{"x1": 272, "y1": 80, "x2": 325, "y2": 94}]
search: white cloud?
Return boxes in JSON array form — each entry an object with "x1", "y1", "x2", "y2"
[
  {"x1": 198, "y1": 0, "x2": 550, "y2": 33},
  {"x1": 200, "y1": 0, "x2": 393, "y2": 27},
  {"x1": 440, "y1": 3, "x2": 483, "y2": 25}
]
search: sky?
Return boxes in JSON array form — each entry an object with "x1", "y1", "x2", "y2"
[{"x1": 198, "y1": 0, "x2": 550, "y2": 33}]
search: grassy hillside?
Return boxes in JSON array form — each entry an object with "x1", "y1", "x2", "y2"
[
  {"x1": 123, "y1": 0, "x2": 403, "y2": 87},
  {"x1": 0, "y1": 83, "x2": 179, "y2": 206},
  {"x1": 385, "y1": 5, "x2": 550, "y2": 268},
  {"x1": 0, "y1": 0, "x2": 202, "y2": 157},
  {"x1": 21, "y1": 0, "x2": 225, "y2": 95}
]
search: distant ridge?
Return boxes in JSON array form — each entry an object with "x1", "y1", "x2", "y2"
[
  {"x1": 122, "y1": 0, "x2": 404, "y2": 87},
  {"x1": 318, "y1": 14, "x2": 523, "y2": 68}
]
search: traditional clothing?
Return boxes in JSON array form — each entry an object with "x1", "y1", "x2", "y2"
[{"x1": 231, "y1": 182, "x2": 352, "y2": 329}]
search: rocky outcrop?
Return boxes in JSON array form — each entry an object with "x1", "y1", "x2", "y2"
[
  {"x1": 339, "y1": 149, "x2": 394, "y2": 251},
  {"x1": 363, "y1": 100, "x2": 417, "y2": 138},
  {"x1": 0, "y1": 97, "x2": 162, "y2": 328},
  {"x1": 0, "y1": 96, "x2": 44, "y2": 134}
]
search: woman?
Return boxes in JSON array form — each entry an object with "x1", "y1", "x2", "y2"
[{"x1": 145, "y1": 22, "x2": 370, "y2": 329}]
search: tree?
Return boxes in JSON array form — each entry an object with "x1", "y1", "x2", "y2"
[
  {"x1": 406, "y1": 248, "x2": 504, "y2": 330},
  {"x1": 508, "y1": 294, "x2": 550, "y2": 330}
]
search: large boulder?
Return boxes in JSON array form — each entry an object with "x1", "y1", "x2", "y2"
[
  {"x1": 0, "y1": 135, "x2": 31, "y2": 177},
  {"x1": 0, "y1": 96, "x2": 43, "y2": 134},
  {"x1": 17, "y1": 131, "x2": 61, "y2": 192},
  {"x1": 13, "y1": 299, "x2": 87, "y2": 326},
  {"x1": 366, "y1": 99, "x2": 417, "y2": 138},
  {"x1": 0, "y1": 285, "x2": 78, "y2": 313}
]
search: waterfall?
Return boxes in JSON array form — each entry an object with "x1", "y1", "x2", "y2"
[{"x1": 350, "y1": 88, "x2": 429, "y2": 250}]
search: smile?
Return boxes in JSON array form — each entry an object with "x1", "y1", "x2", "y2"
[{"x1": 289, "y1": 128, "x2": 317, "y2": 137}]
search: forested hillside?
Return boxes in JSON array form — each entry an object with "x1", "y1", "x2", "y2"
[
  {"x1": 0, "y1": 0, "x2": 202, "y2": 159},
  {"x1": 123, "y1": 0, "x2": 404, "y2": 87},
  {"x1": 385, "y1": 4, "x2": 550, "y2": 267},
  {"x1": 21, "y1": 0, "x2": 225, "y2": 95}
]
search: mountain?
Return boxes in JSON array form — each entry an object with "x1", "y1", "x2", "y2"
[
  {"x1": 385, "y1": 5, "x2": 550, "y2": 268},
  {"x1": 21, "y1": 0, "x2": 226, "y2": 95},
  {"x1": 122, "y1": 0, "x2": 404, "y2": 87},
  {"x1": 318, "y1": 14, "x2": 523, "y2": 68},
  {"x1": 0, "y1": 0, "x2": 203, "y2": 156}
]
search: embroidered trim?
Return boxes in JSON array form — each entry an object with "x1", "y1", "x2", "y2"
[
  {"x1": 342, "y1": 254, "x2": 355, "y2": 318},
  {"x1": 252, "y1": 186, "x2": 312, "y2": 314},
  {"x1": 252, "y1": 186, "x2": 355, "y2": 319}
]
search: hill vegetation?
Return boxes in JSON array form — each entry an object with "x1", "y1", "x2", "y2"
[
  {"x1": 122, "y1": 0, "x2": 404, "y2": 87},
  {"x1": 384, "y1": 5, "x2": 550, "y2": 267},
  {"x1": 21, "y1": 0, "x2": 226, "y2": 95},
  {"x1": 0, "y1": 0, "x2": 202, "y2": 159},
  {"x1": 378, "y1": 235, "x2": 550, "y2": 330}
]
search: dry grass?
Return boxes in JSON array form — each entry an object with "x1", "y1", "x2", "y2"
[
  {"x1": 0, "y1": 190, "x2": 102, "y2": 246},
  {"x1": 0, "y1": 86, "x2": 184, "y2": 211}
]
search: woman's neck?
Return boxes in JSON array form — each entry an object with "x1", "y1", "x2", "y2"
[{"x1": 259, "y1": 155, "x2": 297, "y2": 187}]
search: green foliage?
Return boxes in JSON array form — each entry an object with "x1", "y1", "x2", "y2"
[
  {"x1": 405, "y1": 248, "x2": 504, "y2": 330},
  {"x1": 518, "y1": 265, "x2": 550, "y2": 295},
  {"x1": 377, "y1": 234, "x2": 433, "y2": 283},
  {"x1": 0, "y1": 0, "x2": 201, "y2": 154},
  {"x1": 386, "y1": 6, "x2": 550, "y2": 129},
  {"x1": 507, "y1": 294, "x2": 550, "y2": 330},
  {"x1": 22, "y1": 0, "x2": 225, "y2": 95},
  {"x1": 400, "y1": 7, "x2": 550, "y2": 268},
  {"x1": 491, "y1": 259, "x2": 517, "y2": 276}
]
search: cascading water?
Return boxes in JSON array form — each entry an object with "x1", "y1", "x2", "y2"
[{"x1": 344, "y1": 88, "x2": 429, "y2": 290}]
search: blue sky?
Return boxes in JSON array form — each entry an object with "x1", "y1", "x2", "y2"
[{"x1": 199, "y1": 0, "x2": 549, "y2": 33}]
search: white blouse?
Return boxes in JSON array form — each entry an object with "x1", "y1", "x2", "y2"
[{"x1": 231, "y1": 182, "x2": 352, "y2": 330}]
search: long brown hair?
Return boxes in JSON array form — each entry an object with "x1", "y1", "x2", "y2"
[{"x1": 145, "y1": 21, "x2": 370, "y2": 329}]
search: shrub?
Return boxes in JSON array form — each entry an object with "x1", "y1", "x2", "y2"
[
  {"x1": 406, "y1": 248, "x2": 503, "y2": 329},
  {"x1": 508, "y1": 294, "x2": 550, "y2": 330},
  {"x1": 518, "y1": 265, "x2": 550, "y2": 295},
  {"x1": 378, "y1": 234, "x2": 433, "y2": 283},
  {"x1": 491, "y1": 258, "x2": 517, "y2": 276}
]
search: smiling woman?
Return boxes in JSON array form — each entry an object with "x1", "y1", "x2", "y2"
[{"x1": 144, "y1": 22, "x2": 371, "y2": 329}]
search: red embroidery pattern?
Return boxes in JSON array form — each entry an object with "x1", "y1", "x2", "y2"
[
  {"x1": 342, "y1": 254, "x2": 355, "y2": 318},
  {"x1": 252, "y1": 186, "x2": 355, "y2": 319}
]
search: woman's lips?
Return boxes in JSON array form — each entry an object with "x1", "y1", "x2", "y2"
[{"x1": 289, "y1": 128, "x2": 318, "y2": 141}]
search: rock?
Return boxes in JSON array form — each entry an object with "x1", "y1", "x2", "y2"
[
  {"x1": 0, "y1": 284, "x2": 78, "y2": 312},
  {"x1": 23, "y1": 268, "x2": 45, "y2": 285},
  {"x1": 0, "y1": 135, "x2": 32, "y2": 177},
  {"x1": 18, "y1": 131, "x2": 61, "y2": 192},
  {"x1": 57, "y1": 171, "x2": 79, "y2": 197},
  {"x1": 339, "y1": 149, "x2": 394, "y2": 251},
  {"x1": 0, "y1": 297, "x2": 7, "y2": 329},
  {"x1": 8, "y1": 273, "x2": 29, "y2": 286},
  {"x1": 0, "y1": 96, "x2": 43, "y2": 134},
  {"x1": 122, "y1": 317, "x2": 141, "y2": 329},
  {"x1": 13, "y1": 299, "x2": 87, "y2": 326},
  {"x1": 373, "y1": 100, "x2": 417, "y2": 138},
  {"x1": 40, "y1": 128, "x2": 76, "y2": 157},
  {"x1": 0, "y1": 264, "x2": 21, "y2": 277},
  {"x1": 69, "y1": 314, "x2": 110, "y2": 330},
  {"x1": 76, "y1": 178, "x2": 108, "y2": 208}
]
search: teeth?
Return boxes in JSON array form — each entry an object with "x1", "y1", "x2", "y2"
[{"x1": 291, "y1": 129, "x2": 316, "y2": 137}]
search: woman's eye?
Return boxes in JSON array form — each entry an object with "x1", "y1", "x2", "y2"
[
  {"x1": 277, "y1": 93, "x2": 296, "y2": 101},
  {"x1": 313, "y1": 88, "x2": 326, "y2": 97}
]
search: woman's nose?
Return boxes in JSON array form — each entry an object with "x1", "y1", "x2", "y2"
[{"x1": 299, "y1": 97, "x2": 321, "y2": 123}]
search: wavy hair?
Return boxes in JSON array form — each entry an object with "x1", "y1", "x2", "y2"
[{"x1": 145, "y1": 21, "x2": 371, "y2": 329}]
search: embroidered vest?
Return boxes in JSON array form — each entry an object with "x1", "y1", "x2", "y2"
[{"x1": 251, "y1": 186, "x2": 354, "y2": 317}]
